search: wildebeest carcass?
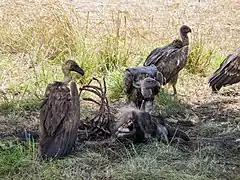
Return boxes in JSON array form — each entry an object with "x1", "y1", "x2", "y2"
[
  {"x1": 78, "y1": 77, "x2": 114, "y2": 141},
  {"x1": 114, "y1": 106, "x2": 190, "y2": 143},
  {"x1": 208, "y1": 48, "x2": 240, "y2": 92},
  {"x1": 39, "y1": 60, "x2": 84, "y2": 159},
  {"x1": 143, "y1": 25, "x2": 192, "y2": 94},
  {"x1": 123, "y1": 65, "x2": 164, "y2": 112}
]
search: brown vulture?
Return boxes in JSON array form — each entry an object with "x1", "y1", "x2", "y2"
[
  {"x1": 123, "y1": 65, "x2": 163, "y2": 112},
  {"x1": 208, "y1": 48, "x2": 240, "y2": 92},
  {"x1": 143, "y1": 25, "x2": 192, "y2": 94},
  {"x1": 39, "y1": 60, "x2": 85, "y2": 159},
  {"x1": 114, "y1": 107, "x2": 190, "y2": 143}
]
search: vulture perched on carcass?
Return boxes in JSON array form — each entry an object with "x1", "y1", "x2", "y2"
[
  {"x1": 114, "y1": 106, "x2": 190, "y2": 143},
  {"x1": 123, "y1": 65, "x2": 163, "y2": 112},
  {"x1": 208, "y1": 48, "x2": 240, "y2": 92},
  {"x1": 39, "y1": 60, "x2": 85, "y2": 159},
  {"x1": 143, "y1": 25, "x2": 192, "y2": 94}
]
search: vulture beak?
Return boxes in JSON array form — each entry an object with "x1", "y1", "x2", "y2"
[{"x1": 73, "y1": 65, "x2": 85, "y2": 76}]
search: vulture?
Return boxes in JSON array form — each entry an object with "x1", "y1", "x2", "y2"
[
  {"x1": 114, "y1": 106, "x2": 190, "y2": 143},
  {"x1": 39, "y1": 60, "x2": 85, "y2": 159},
  {"x1": 143, "y1": 25, "x2": 192, "y2": 94},
  {"x1": 208, "y1": 48, "x2": 240, "y2": 92},
  {"x1": 123, "y1": 65, "x2": 163, "y2": 112}
]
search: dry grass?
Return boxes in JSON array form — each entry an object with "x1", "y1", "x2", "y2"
[
  {"x1": 0, "y1": 0, "x2": 239, "y2": 97},
  {"x1": 0, "y1": 0, "x2": 240, "y2": 179}
]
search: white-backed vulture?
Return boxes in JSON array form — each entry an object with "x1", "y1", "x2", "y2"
[
  {"x1": 123, "y1": 65, "x2": 163, "y2": 112},
  {"x1": 143, "y1": 25, "x2": 192, "y2": 94},
  {"x1": 208, "y1": 48, "x2": 240, "y2": 92},
  {"x1": 39, "y1": 60, "x2": 85, "y2": 159}
]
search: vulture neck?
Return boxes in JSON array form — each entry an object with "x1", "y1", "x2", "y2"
[
  {"x1": 180, "y1": 33, "x2": 189, "y2": 46},
  {"x1": 62, "y1": 69, "x2": 72, "y2": 84}
]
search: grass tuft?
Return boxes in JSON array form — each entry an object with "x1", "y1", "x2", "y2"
[
  {"x1": 112, "y1": 142, "x2": 223, "y2": 180},
  {"x1": 156, "y1": 90, "x2": 186, "y2": 117},
  {"x1": 0, "y1": 140, "x2": 37, "y2": 178},
  {"x1": 106, "y1": 69, "x2": 125, "y2": 100},
  {"x1": 186, "y1": 38, "x2": 215, "y2": 76}
]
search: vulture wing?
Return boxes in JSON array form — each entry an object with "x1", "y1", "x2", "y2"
[
  {"x1": 144, "y1": 46, "x2": 188, "y2": 84},
  {"x1": 40, "y1": 82, "x2": 71, "y2": 137},
  {"x1": 208, "y1": 48, "x2": 240, "y2": 89},
  {"x1": 143, "y1": 39, "x2": 183, "y2": 67},
  {"x1": 39, "y1": 81, "x2": 80, "y2": 158},
  {"x1": 123, "y1": 69, "x2": 134, "y2": 95}
]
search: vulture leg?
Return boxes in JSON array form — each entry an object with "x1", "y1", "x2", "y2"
[
  {"x1": 169, "y1": 74, "x2": 178, "y2": 95},
  {"x1": 172, "y1": 84, "x2": 177, "y2": 95},
  {"x1": 211, "y1": 86, "x2": 221, "y2": 93}
]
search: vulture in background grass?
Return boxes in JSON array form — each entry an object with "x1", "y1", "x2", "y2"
[
  {"x1": 39, "y1": 60, "x2": 85, "y2": 159},
  {"x1": 143, "y1": 25, "x2": 192, "y2": 94},
  {"x1": 208, "y1": 48, "x2": 240, "y2": 92}
]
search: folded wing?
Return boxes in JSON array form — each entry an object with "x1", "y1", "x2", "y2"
[{"x1": 208, "y1": 48, "x2": 240, "y2": 91}]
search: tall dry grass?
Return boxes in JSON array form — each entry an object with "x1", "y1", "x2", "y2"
[{"x1": 0, "y1": 0, "x2": 239, "y2": 102}]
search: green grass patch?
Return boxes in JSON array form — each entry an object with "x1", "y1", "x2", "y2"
[
  {"x1": 0, "y1": 97, "x2": 40, "y2": 112},
  {"x1": 0, "y1": 140, "x2": 232, "y2": 180},
  {"x1": 112, "y1": 142, "x2": 224, "y2": 180},
  {"x1": 0, "y1": 140, "x2": 61, "y2": 179},
  {"x1": 0, "y1": 140, "x2": 38, "y2": 178},
  {"x1": 186, "y1": 38, "x2": 215, "y2": 76},
  {"x1": 106, "y1": 69, "x2": 125, "y2": 100},
  {"x1": 209, "y1": 54, "x2": 225, "y2": 71},
  {"x1": 156, "y1": 90, "x2": 186, "y2": 117}
]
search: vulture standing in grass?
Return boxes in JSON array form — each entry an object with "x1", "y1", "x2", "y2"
[
  {"x1": 39, "y1": 60, "x2": 85, "y2": 159},
  {"x1": 143, "y1": 25, "x2": 192, "y2": 94},
  {"x1": 208, "y1": 48, "x2": 240, "y2": 92},
  {"x1": 123, "y1": 65, "x2": 163, "y2": 112}
]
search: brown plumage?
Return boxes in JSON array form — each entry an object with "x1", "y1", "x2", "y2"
[
  {"x1": 208, "y1": 48, "x2": 240, "y2": 92},
  {"x1": 143, "y1": 25, "x2": 192, "y2": 94},
  {"x1": 114, "y1": 107, "x2": 190, "y2": 143},
  {"x1": 123, "y1": 65, "x2": 163, "y2": 111},
  {"x1": 39, "y1": 60, "x2": 85, "y2": 159}
]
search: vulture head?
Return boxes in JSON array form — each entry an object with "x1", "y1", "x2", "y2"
[
  {"x1": 180, "y1": 25, "x2": 192, "y2": 35},
  {"x1": 61, "y1": 60, "x2": 85, "y2": 83},
  {"x1": 62, "y1": 60, "x2": 85, "y2": 76},
  {"x1": 133, "y1": 77, "x2": 161, "y2": 98}
]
